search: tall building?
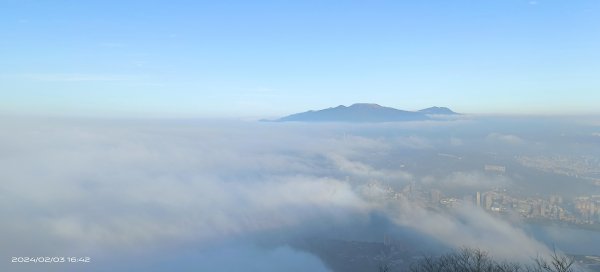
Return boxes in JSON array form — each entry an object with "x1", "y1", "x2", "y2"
[{"x1": 476, "y1": 192, "x2": 481, "y2": 208}]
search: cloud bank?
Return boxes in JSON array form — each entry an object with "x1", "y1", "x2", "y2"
[{"x1": 0, "y1": 118, "x2": 555, "y2": 271}]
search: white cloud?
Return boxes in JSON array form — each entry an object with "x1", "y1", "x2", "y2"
[
  {"x1": 387, "y1": 198, "x2": 550, "y2": 260},
  {"x1": 0, "y1": 118, "x2": 554, "y2": 270},
  {"x1": 0, "y1": 120, "x2": 373, "y2": 258}
]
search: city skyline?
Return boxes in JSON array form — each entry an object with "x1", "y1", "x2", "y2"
[{"x1": 2, "y1": 1, "x2": 600, "y2": 117}]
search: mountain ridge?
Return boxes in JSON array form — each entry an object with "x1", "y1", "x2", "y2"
[{"x1": 266, "y1": 103, "x2": 459, "y2": 123}]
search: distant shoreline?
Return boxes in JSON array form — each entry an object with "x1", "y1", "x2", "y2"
[{"x1": 524, "y1": 218, "x2": 600, "y2": 233}]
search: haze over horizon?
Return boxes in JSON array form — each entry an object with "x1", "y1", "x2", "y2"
[{"x1": 2, "y1": 0, "x2": 600, "y2": 117}]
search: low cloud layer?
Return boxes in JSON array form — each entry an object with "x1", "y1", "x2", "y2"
[
  {"x1": 0, "y1": 118, "x2": 558, "y2": 271},
  {"x1": 387, "y1": 199, "x2": 549, "y2": 260}
]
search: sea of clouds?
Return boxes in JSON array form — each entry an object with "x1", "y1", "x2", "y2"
[{"x1": 0, "y1": 117, "x2": 553, "y2": 271}]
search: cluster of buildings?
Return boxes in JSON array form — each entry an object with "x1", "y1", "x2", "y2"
[
  {"x1": 574, "y1": 196, "x2": 600, "y2": 224},
  {"x1": 363, "y1": 165, "x2": 600, "y2": 227},
  {"x1": 434, "y1": 189, "x2": 600, "y2": 226}
]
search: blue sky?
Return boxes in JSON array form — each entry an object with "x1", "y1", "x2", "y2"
[{"x1": 1, "y1": 0, "x2": 599, "y2": 117}]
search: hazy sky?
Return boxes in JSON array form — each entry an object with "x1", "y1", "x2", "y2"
[{"x1": 1, "y1": 0, "x2": 599, "y2": 117}]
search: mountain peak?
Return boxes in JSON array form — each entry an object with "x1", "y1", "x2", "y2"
[
  {"x1": 418, "y1": 106, "x2": 458, "y2": 115},
  {"x1": 349, "y1": 103, "x2": 383, "y2": 108}
]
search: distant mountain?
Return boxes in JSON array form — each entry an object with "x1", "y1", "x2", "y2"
[
  {"x1": 418, "y1": 106, "x2": 459, "y2": 115},
  {"x1": 267, "y1": 103, "x2": 458, "y2": 123}
]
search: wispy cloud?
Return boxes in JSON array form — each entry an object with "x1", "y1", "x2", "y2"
[
  {"x1": 6, "y1": 73, "x2": 134, "y2": 82},
  {"x1": 387, "y1": 198, "x2": 550, "y2": 260}
]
